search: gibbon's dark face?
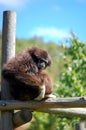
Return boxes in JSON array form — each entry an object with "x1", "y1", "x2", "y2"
[
  {"x1": 30, "y1": 47, "x2": 51, "y2": 70},
  {"x1": 37, "y1": 57, "x2": 48, "y2": 70}
]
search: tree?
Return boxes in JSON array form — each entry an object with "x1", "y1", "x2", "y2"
[{"x1": 59, "y1": 33, "x2": 86, "y2": 97}]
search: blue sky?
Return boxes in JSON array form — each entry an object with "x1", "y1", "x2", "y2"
[{"x1": 0, "y1": 0, "x2": 86, "y2": 43}]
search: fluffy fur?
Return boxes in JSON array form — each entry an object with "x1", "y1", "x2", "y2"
[{"x1": 2, "y1": 47, "x2": 54, "y2": 100}]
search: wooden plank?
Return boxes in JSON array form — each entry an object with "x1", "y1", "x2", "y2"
[
  {"x1": 1, "y1": 10, "x2": 16, "y2": 130},
  {"x1": 0, "y1": 97, "x2": 86, "y2": 111},
  {"x1": 39, "y1": 108, "x2": 86, "y2": 118}
]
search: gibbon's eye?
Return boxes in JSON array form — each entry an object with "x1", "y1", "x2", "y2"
[{"x1": 37, "y1": 58, "x2": 48, "y2": 70}]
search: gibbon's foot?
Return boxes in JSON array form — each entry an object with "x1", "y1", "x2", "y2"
[
  {"x1": 34, "y1": 85, "x2": 46, "y2": 101},
  {"x1": 45, "y1": 94, "x2": 56, "y2": 98}
]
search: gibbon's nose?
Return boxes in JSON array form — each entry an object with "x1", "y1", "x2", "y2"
[{"x1": 38, "y1": 62, "x2": 45, "y2": 69}]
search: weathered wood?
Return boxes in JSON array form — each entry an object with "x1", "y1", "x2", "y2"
[
  {"x1": 13, "y1": 110, "x2": 32, "y2": 128},
  {"x1": 0, "y1": 97, "x2": 86, "y2": 111},
  {"x1": 1, "y1": 11, "x2": 16, "y2": 130},
  {"x1": 40, "y1": 108, "x2": 86, "y2": 118},
  {"x1": 1, "y1": 11, "x2": 16, "y2": 66}
]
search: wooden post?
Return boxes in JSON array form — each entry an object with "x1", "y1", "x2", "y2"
[
  {"x1": 13, "y1": 110, "x2": 32, "y2": 128},
  {"x1": 1, "y1": 11, "x2": 16, "y2": 130}
]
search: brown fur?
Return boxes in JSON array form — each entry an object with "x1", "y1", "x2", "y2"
[{"x1": 2, "y1": 47, "x2": 53, "y2": 100}]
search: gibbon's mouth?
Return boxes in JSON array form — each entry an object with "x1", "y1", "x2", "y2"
[{"x1": 38, "y1": 62, "x2": 46, "y2": 70}]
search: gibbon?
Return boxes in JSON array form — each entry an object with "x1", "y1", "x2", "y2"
[{"x1": 2, "y1": 47, "x2": 55, "y2": 100}]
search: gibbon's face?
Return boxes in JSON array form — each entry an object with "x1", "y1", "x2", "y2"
[
  {"x1": 30, "y1": 47, "x2": 51, "y2": 70},
  {"x1": 37, "y1": 57, "x2": 49, "y2": 70}
]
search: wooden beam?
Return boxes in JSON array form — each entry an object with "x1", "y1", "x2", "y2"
[
  {"x1": 39, "y1": 108, "x2": 86, "y2": 118},
  {"x1": 0, "y1": 97, "x2": 86, "y2": 111}
]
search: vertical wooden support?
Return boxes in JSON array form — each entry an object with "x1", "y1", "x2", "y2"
[
  {"x1": 1, "y1": 11, "x2": 16, "y2": 130},
  {"x1": 13, "y1": 110, "x2": 32, "y2": 128}
]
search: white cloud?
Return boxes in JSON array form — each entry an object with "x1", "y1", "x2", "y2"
[
  {"x1": 0, "y1": 0, "x2": 29, "y2": 8},
  {"x1": 30, "y1": 27, "x2": 69, "y2": 39}
]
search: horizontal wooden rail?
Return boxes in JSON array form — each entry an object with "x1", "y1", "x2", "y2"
[
  {"x1": 39, "y1": 108, "x2": 86, "y2": 118},
  {"x1": 0, "y1": 97, "x2": 86, "y2": 111}
]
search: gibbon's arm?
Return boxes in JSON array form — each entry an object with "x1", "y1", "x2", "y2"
[
  {"x1": 16, "y1": 72, "x2": 47, "y2": 101},
  {"x1": 2, "y1": 69, "x2": 46, "y2": 101},
  {"x1": 15, "y1": 72, "x2": 43, "y2": 87},
  {"x1": 2, "y1": 68, "x2": 44, "y2": 87}
]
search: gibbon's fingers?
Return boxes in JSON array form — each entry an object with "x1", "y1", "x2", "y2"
[
  {"x1": 34, "y1": 85, "x2": 45, "y2": 101},
  {"x1": 45, "y1": 94, "x2": 56, "y2": 98}
]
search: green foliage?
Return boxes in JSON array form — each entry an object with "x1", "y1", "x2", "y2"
[
  {"x1": 60, "y1": 34, "x2": 86, "y2": 97},
  {"x1": 29, "y1": 112, "x2": 80, "y2": 130}
]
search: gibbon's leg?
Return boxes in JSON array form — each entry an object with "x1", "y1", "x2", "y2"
[{"x1": 34, "y1": 84, "x2": 46, "y2": 101}]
